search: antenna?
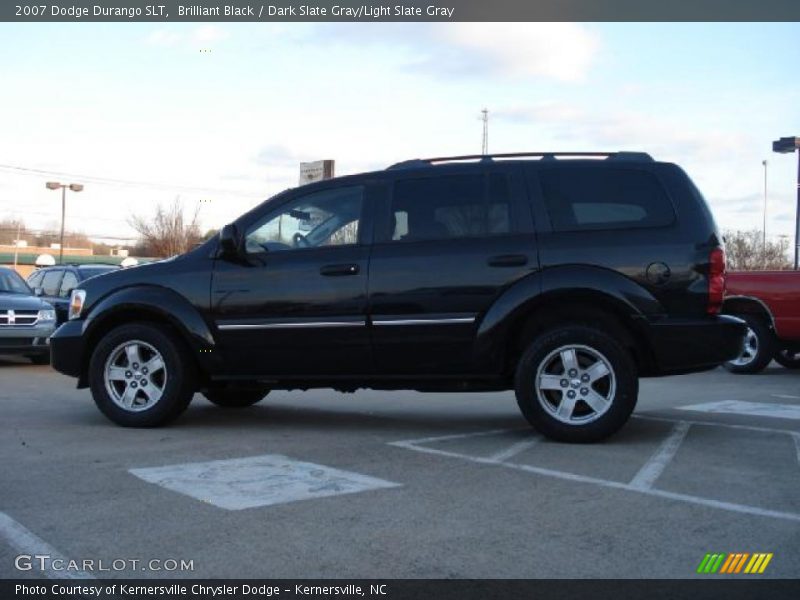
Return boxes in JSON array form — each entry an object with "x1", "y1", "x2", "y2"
[{"x1": 480, "y1": 108, "x2": 489, "y2": 155}]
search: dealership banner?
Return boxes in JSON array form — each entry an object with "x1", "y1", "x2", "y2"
[
  {"x1": 3, "y1": 0, "x2": 800, "y2": 22},
  {"x1": 4, "y1": 580, "x2": 800, "y2": 600}
]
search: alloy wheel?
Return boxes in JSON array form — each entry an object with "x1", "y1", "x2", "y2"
[
  {"x1": 729, "y1": 327, "x2": 758, "y2": 367},
  {"x1": 535, "y1": 344, "x2": 616, "y2": 425},
  {"x1": 103, "y1": 339, "x2": 167, "y2": 412}
]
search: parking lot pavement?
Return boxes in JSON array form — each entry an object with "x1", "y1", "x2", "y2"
[{"x1": 1, "y1": 356, "x2": 799, "y2": 579}]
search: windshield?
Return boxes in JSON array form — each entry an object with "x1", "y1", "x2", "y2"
[{"x1": 0, "y1": 269, "x2": 33, "y2": 294}]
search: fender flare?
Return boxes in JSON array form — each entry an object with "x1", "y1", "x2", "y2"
[
  {"x1": 81, "y1": 285, "x2": 223, "y2": 375},
  {"x1": 722, "y1": 295, "x2": 777, "y2": 330},
  {"x1": 474, "y1": 265, "x2": 663, "y2": 371}
]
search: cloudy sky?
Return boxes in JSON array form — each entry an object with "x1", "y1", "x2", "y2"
[{"x1": 0, "y1": 22, "x2": 798, "y2": 244}]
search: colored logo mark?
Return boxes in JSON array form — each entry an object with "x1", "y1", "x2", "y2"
[{"x1": 697, "y1": 552, "x2": 773, "y2": 574}]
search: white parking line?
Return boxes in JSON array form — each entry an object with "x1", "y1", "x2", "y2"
[
  {"x1": 389, "y1": 418, "x2": 800, "y2": 523},
  {"x1": 388, "y1": 428, "x2": 520, "y2": 446},
  {"x1": 628, "y1": 421, "x2": 691, "y2": 491},
  {"x1": 486, "y1": 437, "x2": 542, "y2": 463},
  {"x1": 130, "y1": 454, "x2": 400, "y2": 510},
  {"x1": 636, "y1": 414, "x2": 793, "y2": 434},
  {"x1": 677, "y1": 400, "x2": 800, "y2": 421},
  {"x1": 0, "y1": 511, "x2": 94, "y2": 579},
  {"x1": 792, "y1": 432, "x2": 800, "y2": 467}
]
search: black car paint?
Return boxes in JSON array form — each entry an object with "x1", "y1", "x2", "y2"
[{"x1": 50, "y1": 158, "x2": 746, "y2": 390}]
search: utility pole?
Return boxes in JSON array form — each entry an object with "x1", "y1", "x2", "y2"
[{"x1": 481, "y1": 108, "x2": 489, "y2": 155}]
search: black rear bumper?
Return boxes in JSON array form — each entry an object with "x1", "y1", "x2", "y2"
[
  {"x1": 49, "y1": 320, "x2": 85, "y2": 380},
  {"x1": 640, "y1": 314, "x2": 747, "y2": 375}
]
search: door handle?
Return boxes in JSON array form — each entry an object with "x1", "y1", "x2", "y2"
[
  {"x1": 487, "y1": 254, "x2": 528, "y2": 267},
  {"x1": 320, "y1": 263, "x2": 360, "y2": 276}
]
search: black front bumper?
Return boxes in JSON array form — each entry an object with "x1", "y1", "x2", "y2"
[
  {"x1": 641, "y1": 314, "x2": 747, "y2": 375},
  {"x1": 49, "y1": 320, "x2": 86, "y2": 380}
]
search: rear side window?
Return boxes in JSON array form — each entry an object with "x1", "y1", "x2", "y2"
[
  {"x1": 41, "y1": 270, "x2": 63, "y2": 296},
  {"x1": 390, "y1": 173, "x2": 512, "y2": 242},
  {"x1": 538, "y1": 167, "x2": 674, "y2": 231},
  {"x1": 59, "y1": 271, "x2": 79, "y2": 297}
]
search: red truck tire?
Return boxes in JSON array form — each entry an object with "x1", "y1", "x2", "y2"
[{"x1": 723, "y1": 314, "x2": 775, "y2": 374}]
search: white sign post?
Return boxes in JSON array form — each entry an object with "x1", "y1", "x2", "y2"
[{"x1": 299, "y1": 160, "x2": 335, "y2": 185}]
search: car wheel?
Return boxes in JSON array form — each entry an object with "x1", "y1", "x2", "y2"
[
  {"x1": 203, "y1": 387, "x2": 270, "y2": 408},
  {"x1": 514, "y1": 325, "x2": 638, "y2": 443},
  {"x1": 88, "y1": 323, "x2": 196, "y2": 427},
  {"x1": 774, "y1": 348, "x2": 800, "y2": 370},
  {"x1": 723, "y1": 314, "x2": 774, "y2": 374},
  {"x1": 28, "y1": 353, "x2": 50, "y2": 365}
]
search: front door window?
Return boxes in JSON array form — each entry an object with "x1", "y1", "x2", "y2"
[{"x1": 245, "y1": 186, "x2": 364, "y2": 254}]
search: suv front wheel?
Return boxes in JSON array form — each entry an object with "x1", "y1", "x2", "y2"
[
  {"x1": 88, "y1": 323, "x2": 196, "y2": 427},
  {"x1": 515, "y1": 325, "x2": 638, "y2": 443}
]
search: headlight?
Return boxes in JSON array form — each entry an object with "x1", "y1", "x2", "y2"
[
  {"x1": 37, "y1": 309, "x2": 56, "y2": 322},
  {"x1": 68, "y1": 289, "x2": 86, "y2": 320}
]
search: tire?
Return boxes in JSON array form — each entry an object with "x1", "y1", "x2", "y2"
[
  {"x1": 28, "y1": 353, "x2": 50, "y2": 365},
  {"x1": 514, "y1": 325, "x2": 638, "y2": 443},
  {"x1": 722, "y1": 314, "x2": 775, "y2": 374},
  {"x1": 774, "y1": 348, "x2": 800, "y2": 370},
  {"x1": 203, "y1": 387, "x2": 269, "y2": 408},
  {"x1": 88, "y1": 323, "x2": 196, "y2": 427}
]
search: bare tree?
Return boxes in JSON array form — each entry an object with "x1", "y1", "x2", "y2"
[
  {"x1": 128, "y1": 197, "x2": 201, "y2": 258},
  {"x1": 724, "y1": 229, "x2": 792, "y2": 271},
  {"x1": 0, "y1": 218, "x2": 26, "y2": 245}
]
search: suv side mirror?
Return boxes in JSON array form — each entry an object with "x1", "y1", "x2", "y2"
[
  {"x1": 34, "y1": 287, "x2": 43, "y2": 297},
  {"x1": 219, "y1": 223, "x2": 241, "y2": 258}
]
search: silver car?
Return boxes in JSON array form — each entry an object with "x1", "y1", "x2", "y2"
[{"x1": 0, "y1": 266, "x2": 57, "y2": 364}]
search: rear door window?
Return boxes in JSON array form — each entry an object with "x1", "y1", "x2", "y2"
[
  {"x1": 389, "y1": 172, "x2": 513, "y2": 242},
  {"x1": 538, "y1": 167, "x2": 674, "y2": 231}
]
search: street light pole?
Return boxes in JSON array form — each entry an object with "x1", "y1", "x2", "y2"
[
  {"x1": 46, "y1": 181, "x2": 84, "y2": 265},
  {"x1": 771, "y1": 136, "x2": 800, "y2": 270},
  {"x1": 12, "y1": 220, "x2": 21, "y2": 270},
  {"x1": 795, "y1": 151, "x2": 800, "y2": 269},
  {"x1": 762, "y1": 160, "x2": 768, "y2": 261},
  {"x1": 59, "y1": 185, "x2": 66, "y2": 265}
]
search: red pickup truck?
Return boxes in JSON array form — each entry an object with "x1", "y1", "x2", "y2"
[{"x1": 722, "y1": 270, "x2": 800, "y2": 373}]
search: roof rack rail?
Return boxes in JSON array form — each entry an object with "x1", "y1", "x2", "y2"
[{"x1": 387, "y1": 151, "x2": 653, "y2": 170}]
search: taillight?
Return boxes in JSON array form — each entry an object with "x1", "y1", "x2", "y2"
[{"x1": 707, "y1": 247, "x2": 725, "y2": 315}]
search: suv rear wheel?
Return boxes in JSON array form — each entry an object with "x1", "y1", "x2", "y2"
[
  {"x1": 723, "y1": 314, "x2": 774, "y2": 374},
  {"x1": 88, "y1": 323, "x2": 196, "y2": 427},
  {"x1": 515, "y1": 325, "x2": 638, "y2": 443}
]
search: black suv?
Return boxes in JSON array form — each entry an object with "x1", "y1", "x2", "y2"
[
  {"x1": 28, "y1": 264, "x2": 119, "y2": 324},
  {"x1": 50, "y1": 152, "x2": 745, "y2": 442}
]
